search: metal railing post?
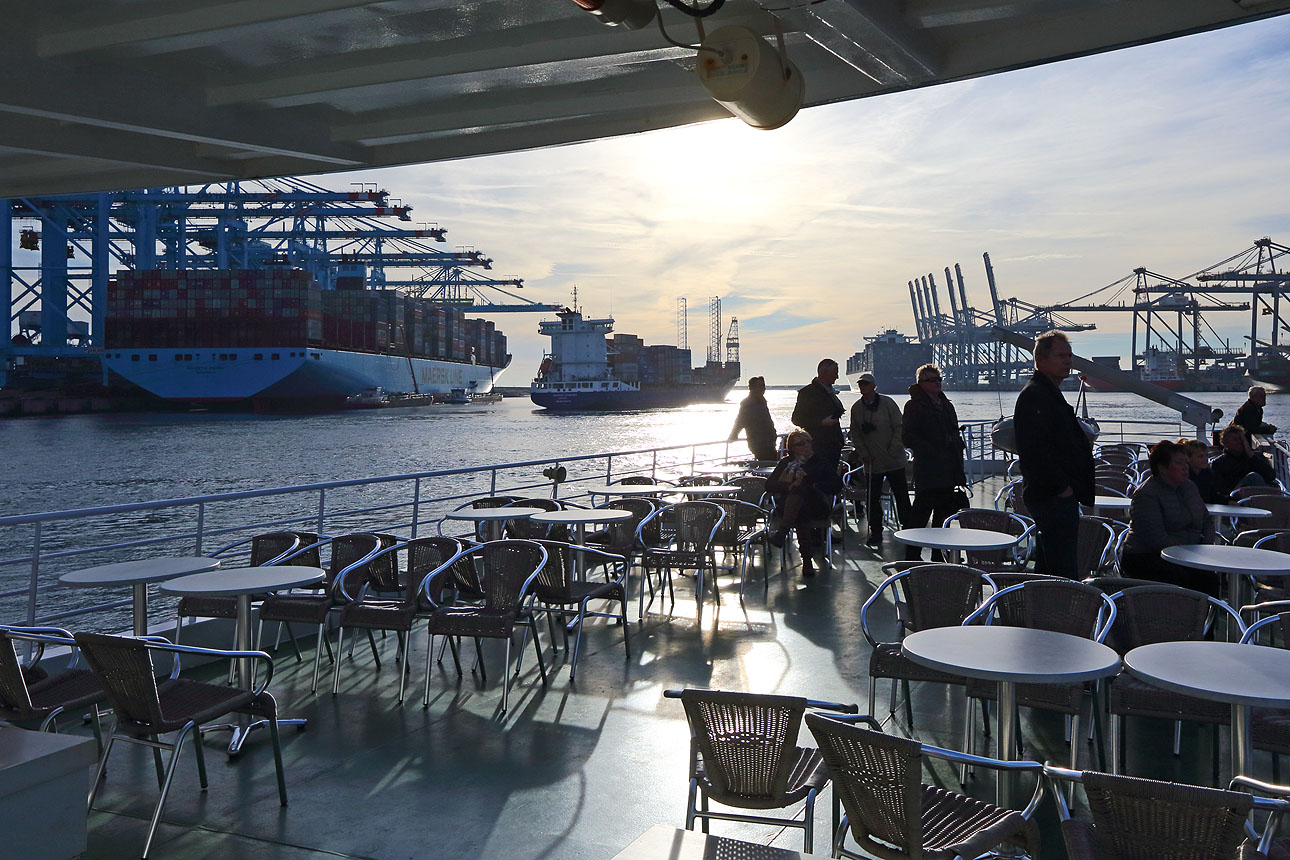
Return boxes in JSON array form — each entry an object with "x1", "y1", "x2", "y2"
[
  {"x1": 606, "y1": 454, "x2": 613, "y2": 482},
  {"x1": 651, "y1": 450, "x2": 658, "y2": 479},
  {"x1": 412, "y1": 477, "x2": 422, "y2": 537},
  {"x1": 26, "y1": 522, "x2": 41, "y2": 628},
  {"x1": 316, "y1": 489, "x2": 326, "y2": 535},
  {"x1": 194, "y1": 502, "x2": 205, "y2": 554}
]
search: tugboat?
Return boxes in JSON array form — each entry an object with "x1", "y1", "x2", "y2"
[{"x1": 530, "y1": 306, "x2": 739, "y2": 411}]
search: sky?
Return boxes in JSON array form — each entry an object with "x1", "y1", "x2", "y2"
[{"x1": 309, "y1": 12, "x2": 1290, "y2": 386}]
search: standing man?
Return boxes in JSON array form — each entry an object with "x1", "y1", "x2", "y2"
[
  {"x1": 728, "y1": 376, "x2": 778, "y2": 462},
  {"x1": 1234, "y1": 386, "x2": 1278, "y2": 439},
  {"x1": 848, "y1": 372, "x2": 911, "y2": 546},
  {"x1": 791, "y1": 358, "x2": 845, "y2": 470},
  {"x1": 902, "y1": 363, "x2": 967, "y2": 560},
  {"x1": 1014, "y1": 330, "x2": 1095, "y2": 578}
]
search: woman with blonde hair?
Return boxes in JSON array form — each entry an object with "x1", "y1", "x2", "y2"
[{"x1": 765, "y1": 429, "x2": 840, "y2": 577}]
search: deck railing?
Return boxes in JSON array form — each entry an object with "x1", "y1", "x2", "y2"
[{"x1": 0, "y1": 439, "x2": 753, "y2": 632}]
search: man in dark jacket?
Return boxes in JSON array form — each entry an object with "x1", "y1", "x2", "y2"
[
  {"x1": 728, "y1": 376, "x2": 778, "y2": 461},
  {"x1": 791, "y1": 358, "x2": 845, "y2": 470},
  {"x1": 1234, "y1": 386, "x2": 1277, "y2": 439},
  {"x1": 902, "y1": 363, "x2": 967, "y2": 560},
  {"x1": 1014, "y1": 330, "x2": 1095, "y2": 578}
]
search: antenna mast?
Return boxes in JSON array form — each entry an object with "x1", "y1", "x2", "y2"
[
  {"x1": 676, "y1": 297, "x2": 688, "y2": 351},
  {"x1": 708, "y1": 296, "x2": 721, "y2": 363}
]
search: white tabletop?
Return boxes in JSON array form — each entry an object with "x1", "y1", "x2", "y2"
[
  {"x1": 581, "y1": 484, "x2": 673, "y2": 497},
  {"x1": 696, "y1": 464, "x2": 752, "y2": 475},
  {"x1": 160, "y1": 565, "x2": 325, "y2": 597},
  {"x1": 892, "y1": 527, "x2": 1021, "y2": 551},
  {"x1": 1093, "y1": 495, "x2": 1131, "y2": 510},
  {"x1": 529, "y1": 508, "x2": 634, "y2": 525},
  {"x1": 1210, "y1": 504, "x2": 1271, "y2": 518},
  {"x1": 1125, "y1": 641, "x2": 1290, "y2": 708},
  {"x1": 1161, "y1": 544, "x2": 1290, "y2": 576},
  {"x1": 903, "y1": 626, "x2": 1120, "y2": 684},
  {"x1": 59, "y1": 556, "x2": 220, "y2": 587},
  {"x1": 444, "y1": 506, "x2": 545, "y2": 521},
  {"x1": 668, "y1": 485, "x2": 741, "y2": 496}
]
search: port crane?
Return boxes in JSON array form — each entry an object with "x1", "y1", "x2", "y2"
[{"x1": 4, "y1": 177, "x2": 561, "y2": 386}]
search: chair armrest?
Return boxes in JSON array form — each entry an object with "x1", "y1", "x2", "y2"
[
  {"x1": 804, "y1": 699, "x2": 860, "y2": 715},
  {"x1": 141, "y1": 639, "x2": 276, "y2": 692}
]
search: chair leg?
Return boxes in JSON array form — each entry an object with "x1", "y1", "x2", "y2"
[
  {"x1": 804, "y1": 789, "x2": 816, "y2": 853},
  {"x1": 88, "y1": 732, "x2": 117, "y2": 809},
  {"x1": 685, "y1": 778, "x2": 698, "y2": 831},
  {"x1": 310, "y1": 625, "x2": 326, "y2": 693},
  {"x1": 902, "y1": 680, "x2": 914, "y2": 728},
  {"x1": 474, "y1": 638, "x2": 486, "y2": 681},
  {"x1": 397, "y1": 636, "x2": 409, "y2": 705},
  {"x1": 366, "y1": 629, "x2": 381, "y2": 668},
  {"x1": 267, "y1": 712, "x2": 289, "y2": 806},
  {"x1": 192, "y1": 726, "x2": 209, "y2": 790},
  {"x1": 528, "y1": 618, "x2": 547, "y2": 683},
  {"x1": 332, "y1": 627, "x2": 346, "y2": 695},
  {"x1": 501, "y1": 636, "x2": 513, "y2": 715},
  {"x1": 868, "y1": 677, "x2": 877, "y2": 719},
  {"x1": 142, "y1": 724, "x2": 195, "y2": 860},
  {"x1": 619, "y1": 595, "x2": 630, "y2": 659},
  {"x1": 1110, "y1": 713, "x2": 1122, "y2": 775}
]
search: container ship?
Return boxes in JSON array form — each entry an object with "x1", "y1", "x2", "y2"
[
  {"x1": 530, "y1": 308, "x2": 739, "y2": 410},
  {"x1": 105, "y1": 267, "x2": 509, "y2": 410},
  {"x1": 844, "y1": 329, "x2": 933, "y2": 393}
]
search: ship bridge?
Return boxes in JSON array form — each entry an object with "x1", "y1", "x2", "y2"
[{"x1": 2, "y1": 1, "x2": 1288, "y2": 198}]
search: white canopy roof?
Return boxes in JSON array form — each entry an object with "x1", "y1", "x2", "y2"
[{"x1": 3, "y1": 0, "x2": 1288, "y2": 196}]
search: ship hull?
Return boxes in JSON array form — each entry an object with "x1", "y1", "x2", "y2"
[
  {"x1": 530, "y1": 381, "x2": 735, "y2": 411},
  {"x1": 106, "y1": 346, "x2": 507, "y2": 405}
]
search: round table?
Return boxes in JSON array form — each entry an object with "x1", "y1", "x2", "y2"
[
  {"x1": 161, "y1": 565, "x2": 324, "y2": 753},
  {"x1": 893, "y1": 527, "x2": 1021, "y2": 564},
  {"x1": 1209, "y1": 504, "x2": 1271, "y2": 537},
  {"x1": 580, "y1": 484, "x2": 675, "y2": 499},
  {"x1": 59, "y1": 556, "x2": 221, "y2": 636},
  {"x1": 1092, "y1": 495, "x2": 1131, "y2": 512},
  {"x1": 444, "y1": 506, "x2": 545, "y2": 541},
  {"x1": 1161, "y1": 544, "x2": 1290, "y2": 627},
  {"x1": 530, "y1": 507, "x2": 633, "y2": 541},
  {"x1": 1125, "y1": 640, "x2": 1290, "y2": 778},
  {"x1": 903, "y1": 626, "x2": 1120, "y2": 807},
  {"x1": 668, "y1": 485, "x2": 741, "y2": 497}
]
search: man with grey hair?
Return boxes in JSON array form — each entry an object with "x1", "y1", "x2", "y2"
[
  {"x1": 1013, "y1": 330, "x2": 1094, "y2": 578},
  {"x1": 1234, "y1": 386, "x2": 1277, "y2": 439}
]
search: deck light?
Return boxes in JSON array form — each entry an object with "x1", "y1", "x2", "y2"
[{"x1": 696, "y1": 25, "x2": 803, "y2": 130}]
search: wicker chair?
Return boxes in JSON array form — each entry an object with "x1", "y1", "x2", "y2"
[
  {"x1": 583, "y1": 497, "x2": 655, "y2": 564},
  {"x1": 440, "y1": 496, "x2": 523, "y2": 540},
  {"x1": 1238, "y1": 613, "x2": 1290, "y2": 782},
  {"x1": 1076, "y1": 516, "x2": 1118, "y2": 578},
  {"x1": 942, "y1": 508, "x2": 1033, "y2": 572},
  {"x1": 504, "y1": 497, "x2": 566, "y2": 540},
  {"x1": 663, "y1": 689, "x2": 858, "y2": 853},
  {"x1": 706, "y1": 498, "x2": 770, "y2": 597},
  {"x1": 612, "y1": 475, "x2": 658, "y2": 485},
  {"x1": 637, "y1": 501, "x2": 725, "y2": 617},
  {"x1": 1104, "y1": 584, "x2": 1243, "y2": 778},
  {"x1": 418, "y1": 539, "x2": 548, "y2": 714},
  {"x1": 860, "y1": 564, "x2": 992, "y2": 728},
  {"x1": 963, "y1": 579, "x2": 1115, "y2": 772},
  {"x1": 728, "y1": 475, "x2": 769, "y2": 509},
  {"x1": 175, "y1": 531, "x2": 312, "y2": 652},
  {"x1": 528, "y1": 540, "x2": 629, "y2": 681},
  {"x1": 806, "y1": 713, "x2": 1042, "y2": 860},
  {"x1": 1240, "y1": 495, "x2": 1290, "y2": 531},
  {"x1": 0, "y1": 625, "x2": 106, "y2": 747},
  {"x1": 75, "y1": 632, "x2": 288, "y2": 860},
  {"x1": 255, "y1": 533, "x2": 388, "y2": 692},
  {"x1": 677, "y1": 474, "x2": 725, "y2": 487},
  {"x1": 1044, "y1": 765, "x2": 1277, "y2": 860}
]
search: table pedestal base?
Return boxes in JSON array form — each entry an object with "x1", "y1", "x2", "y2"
[{"x1": 200, "y1": 717, "x2": 307, "y2": 756}]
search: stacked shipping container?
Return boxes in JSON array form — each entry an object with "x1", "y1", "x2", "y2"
[{"x1": 106, "y1": 270, "x2": 507, "y2": 366}]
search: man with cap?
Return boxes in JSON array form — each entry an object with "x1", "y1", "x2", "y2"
[
  {"x1": 728, "y1": 376, "x2": 778, "y2": 461},
  {"x1": 848, "y1": 372, "x2": 911, "y2": 546}
]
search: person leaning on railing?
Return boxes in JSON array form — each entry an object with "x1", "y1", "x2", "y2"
[{"x1": 1121, "y1": 439, "x2": 1219, "y2": 595}]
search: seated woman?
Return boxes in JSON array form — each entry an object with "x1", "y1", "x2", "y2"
[
  {"x1": 1179, "y1": 437, "x2": 1219, "y2": 504},
  {"x1": 1211, "y1": 424, "x2": 1275, "y2": 498},
  {"x1": 765, "y1": 429, "x2": 840, "y2": 577},
  {"x1": 1121, "y1": 439, "x2": 1218, "y2": 595}
]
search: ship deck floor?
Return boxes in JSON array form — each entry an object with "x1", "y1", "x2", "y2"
[{"x1": 75, "y1": 482, "x2": 1260, "y2": 860}]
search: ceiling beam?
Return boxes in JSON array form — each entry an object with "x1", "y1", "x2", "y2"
[
  {"x1": 206, "y1": 8, "x2": 782, "y2": 107},
  {"x1": 37, "y1": 0, "x2": 396, "y2": 56},
  {"x1": 0, "y1": 115, "x2": 235, "y2": 177}
]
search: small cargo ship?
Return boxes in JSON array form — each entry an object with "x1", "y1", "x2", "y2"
[
  {"x1": 530, "y1": 308, "x2": 739, "y2": 411},
  {"x1": 1083, "y1": 349, "x2": 1184, "y2": 392},
  {"x1": 845, "y1": 329, "x2": 933, "y2": 393},
  {"x1": 104, "y1": 268, "x2": 509, "y2": 410}
]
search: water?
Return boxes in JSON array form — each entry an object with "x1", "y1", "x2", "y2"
[
  {"x1": 2, "y1": 387, "x2": 1282, "y2": 520},
  {"x1": 2, "y1": 386, "x2": 1281, "y2": 629}
]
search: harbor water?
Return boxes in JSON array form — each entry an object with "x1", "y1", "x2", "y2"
[{"x1": 5, "y1": 388, "x2": 1288, "y2": 519}]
